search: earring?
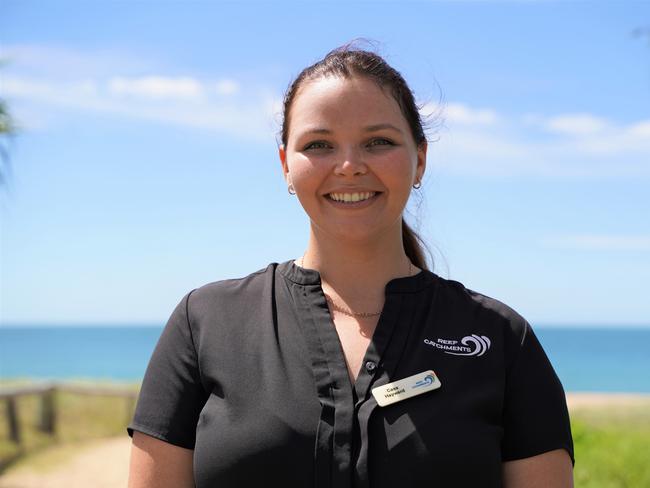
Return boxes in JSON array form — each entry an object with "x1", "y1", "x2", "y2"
[
  {"x1": 413, "y1": 181, "x2": 422, "y2": 189},
  {"x1": 287, "y1": 184, "x2": 296, "y2": 195}
]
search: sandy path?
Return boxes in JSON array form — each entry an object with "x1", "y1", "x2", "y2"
[{"x1": 0, "y1": 436, "x2": 132, "y2": 488}]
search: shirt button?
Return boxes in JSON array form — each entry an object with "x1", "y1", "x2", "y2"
[{"x1": 365, "y1": 361, "x2": 377, "y2": 373}]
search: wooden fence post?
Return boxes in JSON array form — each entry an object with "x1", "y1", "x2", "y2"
[
  {"x1": 6, "y1": 396, "x2": 21, "y2": 444},
  {"x1": 38, "y1": 386, "x2": 57, "y2": 435}
]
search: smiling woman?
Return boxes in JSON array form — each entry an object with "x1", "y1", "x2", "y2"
[
  {"x1": 126, "y1": 41, "x2": 575, "y2": 488},
  {"x1": 279, "y1": 74, "x2": 426, "y2": 252}
]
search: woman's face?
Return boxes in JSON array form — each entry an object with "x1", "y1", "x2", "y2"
[{"x1": 279, "y1": 75, "x2": 427, "y2": 243}]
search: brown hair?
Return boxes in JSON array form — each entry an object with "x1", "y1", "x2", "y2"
[{"x1": 280, "y1": 40, "x2": 435, "y2": 271}]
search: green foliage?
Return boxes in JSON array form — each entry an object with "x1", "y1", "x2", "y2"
[
  {"x1": 0, "y1": 99, "x2": 14, "y2": 135},
  {"x1": 0, "y1": 97, "x2": 17, "y2": 186},
  {"x1": 571, "y1": 405, "x2": 650, "y2": 488}
]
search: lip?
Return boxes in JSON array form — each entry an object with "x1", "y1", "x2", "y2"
[
  {"x1": 324, "y1": 191, "x2": 382, "y2": 209},
  {"x1": 323, "y1": 188, "x2": 380, "y2": 195}
]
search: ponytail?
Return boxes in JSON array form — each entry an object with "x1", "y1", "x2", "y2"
[{"x1": 402, "y1": 219, "x2": 431, "y2": 271}]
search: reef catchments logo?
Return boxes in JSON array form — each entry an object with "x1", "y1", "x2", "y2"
[{"x1": 423, "y1": 334, "x2": 492, "y2": 357}]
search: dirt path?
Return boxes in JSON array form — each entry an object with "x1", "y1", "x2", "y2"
[{"x1": 0, "y1": 436, "x2": 131, "y2": 488}]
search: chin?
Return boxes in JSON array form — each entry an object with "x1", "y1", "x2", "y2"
[{"x1": 315, "y1": 222, "x2": 393, "y2": 244}]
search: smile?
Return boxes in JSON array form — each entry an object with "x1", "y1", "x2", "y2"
[{"x1": 327, "y1": 191, "x2": 377, "y2": 203}]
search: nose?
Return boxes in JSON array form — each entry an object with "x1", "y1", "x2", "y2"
[{"x1": 334, "y1": 147, "x2": 367, "y2": 176}]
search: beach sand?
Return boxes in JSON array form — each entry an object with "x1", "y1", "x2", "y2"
[
  {"x1": 0, "y1": 392, "x2": 648, "y2": 488},
  {"x1": 565, "y1": 392, "x2": 650, "y2": 409}
]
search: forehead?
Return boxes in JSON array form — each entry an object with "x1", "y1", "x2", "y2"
[{"x1": 289, "y1": 75, "x2": 405, "y2": 133}]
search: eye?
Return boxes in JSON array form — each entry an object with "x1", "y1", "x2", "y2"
[
  {"x1": 303, "y1": 141, "x2": 331, "y2": 151},
  {"x1": 368, "y1": 138, "x2": 394, "y2": 147}
]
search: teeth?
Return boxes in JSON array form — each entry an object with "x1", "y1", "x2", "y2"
[{"x1": 328, "y1": 192, "x2": 376, "y2": 203}]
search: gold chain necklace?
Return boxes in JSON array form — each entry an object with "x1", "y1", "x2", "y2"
[
  {"x1": 298, "y1": 255, "x2": 413, "y2": 318},
  {"x1": 324, "y1": 294, "x2": 382, "y2": 318}
]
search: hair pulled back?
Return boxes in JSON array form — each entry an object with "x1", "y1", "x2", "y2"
[{"x1": 280, "y1": 41, "x2": 433, "y2": 271}]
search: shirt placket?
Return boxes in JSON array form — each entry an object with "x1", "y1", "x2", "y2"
[
  {"x1": 296, "y1": 282, "x2": 355, "y2": 488},
  {"x1": 292, "y1": 273, "x2": 419, "y2": 488},
  {"x1": 353, "y1": 292, "x2": 418, "y2": 488}
]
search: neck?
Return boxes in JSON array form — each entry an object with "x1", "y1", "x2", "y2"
[{"x1": 299, "y1": 221, "x2": 417, "y2": 304}]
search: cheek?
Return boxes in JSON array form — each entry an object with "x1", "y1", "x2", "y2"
[
  {"x1": 376, "y1": 155, "x2": 416, "y2": 191},
  {"x1": 289, "y1": 159, "x2": 325, "y2": 190}
]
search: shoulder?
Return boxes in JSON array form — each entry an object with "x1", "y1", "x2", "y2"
[
  {"x1": 191, "y1": 262, "x2": 275, "y2": 297},
  {"x1": 185, "y1": 262, "x2": 278, "y2": 313},
  {"x1": 431, "y1": 273, "x2": 530, "y2": 346}
]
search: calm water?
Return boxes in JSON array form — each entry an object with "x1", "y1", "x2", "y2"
[{"x1": 1, "y1": 325, "x2": 649, "y2": 392}]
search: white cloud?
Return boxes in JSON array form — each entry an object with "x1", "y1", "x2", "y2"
[
  {"x1": 1, "y1": 43, "x2": 157, "y2": 78},
  {"x1": 3, "y1": 74, "x2": 280, "y2": 142},
  {"x1": 447, "y1": 103, "x2": 499, "y2": 126},
  {"x1": 543, "y1": 113, "x2": 610, "y2": 136},
  {"x1": 541, "y1": 234, "x2": 650, "y2": 251},
  {"x1": 3, "y1": 78, "x2": 56, "y2": 98},
  {"x1": 429, "y1": 107, "x2": 650, "y2": 178},
  {"x1": 421, "y1": 101, "x2": 499, "y2": 127},
  {"x1": 214, "y1": 79, "x2": 240, "y2": 95},
  {"x1": 629, "y1": 120, "x2": 650, "y2": 138},
  {"x1": 108, "y1": 76, "x2": 204, "y2": 99}
]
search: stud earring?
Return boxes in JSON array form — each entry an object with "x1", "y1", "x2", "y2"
[
  {"x1": 288, "y1": 184, "x2": 296, "y2": 195},
  {"x1": 413, "y1": 181, "x2": 422, "y2": 189}
]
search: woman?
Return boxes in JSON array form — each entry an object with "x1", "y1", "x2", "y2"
[{"x1": 127, "y1": 43, "x2": 575, "y2": 487}]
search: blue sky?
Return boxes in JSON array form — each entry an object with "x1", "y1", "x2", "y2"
[{"x1": 1, "y1": 0, "x2": 649, "y2": 327}]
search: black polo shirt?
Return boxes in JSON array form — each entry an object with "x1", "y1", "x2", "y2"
[{"x1": 127, "y1": 259, "x2": 574, "y2": 487}]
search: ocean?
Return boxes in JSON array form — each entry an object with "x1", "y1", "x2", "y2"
[{"x1": 0, "y1": 325, "x2": 649, "y2": 393}]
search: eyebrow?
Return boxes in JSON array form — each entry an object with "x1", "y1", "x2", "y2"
[
  {"x1": 364, "y1": 123, "x2": 403, "y2": 133},
  {"x1": 299, "y1": 123, "x2": 403, "y2": 136}
]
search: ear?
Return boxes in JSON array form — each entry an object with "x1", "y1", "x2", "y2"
[
  {"x1": 415, "y1": 141, "x2": 427, "y2": 184},
  {"x1": 278, "y1": 144, "x2": 290, "y2": 184}
]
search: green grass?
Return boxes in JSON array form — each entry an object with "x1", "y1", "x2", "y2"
[
  {"x1": 571, "y1": 403, "x2": 650, "y2": 488},
  {"x1": 1, "y1": 379, "x2": 649, "y2": 486}
]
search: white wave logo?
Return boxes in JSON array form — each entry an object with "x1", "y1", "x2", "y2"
[{"x1": 423, "y1": 334, "x2": 492, "y2": 357}]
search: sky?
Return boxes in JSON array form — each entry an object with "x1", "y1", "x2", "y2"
[{"x1": 1, "y1": 0, "x2": 649, "y2": 327}]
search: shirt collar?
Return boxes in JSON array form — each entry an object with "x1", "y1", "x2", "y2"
[{"x1": 277, "y1": 259, "x2": 437, "y2": 294}]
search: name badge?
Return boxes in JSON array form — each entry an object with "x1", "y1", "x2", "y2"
[{"x1": 371, "y1": 370, "x2": 442, "y2": 407}]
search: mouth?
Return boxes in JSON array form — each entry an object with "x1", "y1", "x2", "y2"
[{"x1": 326, "y1": 191, "x2": 379, "y2": 203}]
